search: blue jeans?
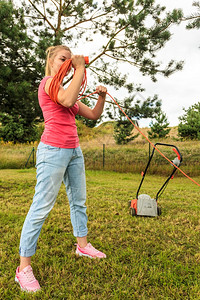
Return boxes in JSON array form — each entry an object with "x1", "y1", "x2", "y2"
[{"x1": 19, "y1": 142, "x2": 88, "y2": 257}]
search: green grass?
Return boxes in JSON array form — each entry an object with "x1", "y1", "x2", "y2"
[
  {"x1": 0, "y1": 142, "x2": 37, "y2": 169},
  {"x1": 0, "y1": 169, "x2": 199, "y2": 299}
]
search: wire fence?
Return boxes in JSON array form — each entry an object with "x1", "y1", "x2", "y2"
[
  {"x1": 21, "y1": 142, "x2": 200, "y2": 177},
  {"x1": 24, "y1": 143, "x2": 151, "y2": 172},
  {"x1": 25, "y1": 147, "x2": 36, "y2": 168}
]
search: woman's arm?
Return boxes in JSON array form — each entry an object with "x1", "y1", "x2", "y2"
[
  {"x1": 45, "y1": 55, "x2": 85, "y2": 108},
  {"x1": 77, "y1": 86, "x2": 107, "y2": 120}
]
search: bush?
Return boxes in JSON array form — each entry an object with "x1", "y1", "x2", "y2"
[
  {"x1": 148, "y1": 112, "x2": 170, "y2": 139},
  {"x1": 113, "y1": 120, "x2": 139, "y2": 144},
  {"x1": 0, "y1": 113, "x2": 38, "y2": 143},
  {"x1": 178, "y1": 102, "x2": 200, "y2": 140}
]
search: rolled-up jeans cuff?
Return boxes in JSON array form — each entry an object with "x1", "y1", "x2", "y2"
[
  {"x1": 19, "y1": 246, "x2": 37, "y2": 257},
  {"x1": 74, "y1": 229, "x2": 88, "y2": 238}
]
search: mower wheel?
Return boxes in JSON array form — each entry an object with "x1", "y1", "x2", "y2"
[
  {"x1": 130, "y1": 207, "x2": 136, "y2": 217},
  {"x1": 157, "y1": 206, "x2": 162, "y2": 216}
]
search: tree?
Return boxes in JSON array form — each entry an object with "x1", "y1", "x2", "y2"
[
  {"x1": 1, "y1": 0, "x2": 186, "y2": 142},
  {"x1": 114, "y1": 94, "x2": 162, "y2": 144},
  {"x1": 178, "y1": 102, "x2": 200, "y2": 140},
  {"x1": 20, "y1": 0, "x2": 184, "y2": 112},
  {"x1": 21, "y1": 0, "x2": 184, "y2": 84},
  {"x1": 179, "y1": 3, "x2": 200, "y2": 140},
  {"x1": 147, "y1": 111, "x2": 170, "y2": 139},
  {"x1": 0, "y1": 113, "x2": 38, "y2": 144},
  {"x1": 184, "y1": 1, "x2": 200, "y2": 29},
  {"x1": 114, "y1": 120, "x2": 139, "y2": 144},
  {"x1": 0, "y1": 1, "x2": 43, "y2": 143}
]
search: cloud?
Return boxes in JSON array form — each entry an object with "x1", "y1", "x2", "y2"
[{"x1": 138, "y1": 22, "x2": 200, "y2": 126}]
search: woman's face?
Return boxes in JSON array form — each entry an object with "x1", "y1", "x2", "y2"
[{"x1": 50, "y1": 49, "x2": 71, "y2": 76}]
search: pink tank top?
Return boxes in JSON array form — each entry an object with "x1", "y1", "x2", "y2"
[{"x1": 38, "y1": 76, "x2": 79, "y2": 148}]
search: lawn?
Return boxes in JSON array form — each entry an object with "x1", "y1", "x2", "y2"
[{"x1": 0, "y1": 169, "x2": 199, "y2": 299}]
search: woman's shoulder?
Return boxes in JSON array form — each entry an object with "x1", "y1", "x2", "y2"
[
  {"x1": 39, "y1": 76, "x2": 53, "y2": 95},
  {"x1": 40, "y1": 76, "x2": 53, "y2": 85}
]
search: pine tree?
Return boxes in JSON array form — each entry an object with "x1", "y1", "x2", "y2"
[
  {"x1": 148, "y1": 111, "x2": 170, "y2": 139},
  {"x1": 0, "y1": 1, "x2": 43, "y2": 143},
  {"x1": 114, "y1": 94, "x2": 162, "y2": 144},
  {"x1": 178, "y1": 102, "x2": 200, "y2": 140},
  {"x1": 0, "y1": 0, "x2": 186, "y2": 142},
  {"x1": 185, "y1": 1, "x2": 200, "y2": 29},
  {"x1": 21, "y1": 0, "x2": 184, "y2": 120}
]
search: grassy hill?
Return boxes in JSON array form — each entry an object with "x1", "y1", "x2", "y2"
[{"x1": 78, "y1": 121, "x2": 179, "y2": 147}]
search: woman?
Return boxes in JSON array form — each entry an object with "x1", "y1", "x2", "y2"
[{"x1": 15, "y1": 45, "x2": 107, "y2": 292}]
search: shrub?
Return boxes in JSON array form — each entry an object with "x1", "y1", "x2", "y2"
[
  {"x1": 148, "y1": 112, "x2": 170, "y2": 139},
  {"x1": 0, "y1": 113, "x2": 38, "y2": 143},
  {"x1": 178, "y1": 102, "x2": 200, "y2": 140},
  {"x1": 113, "y1": 120, "x2": 139, "y2": 144}
]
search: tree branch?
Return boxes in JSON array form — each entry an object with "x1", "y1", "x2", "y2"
[
  {"x1": 61, "y1": 0, "x2": 71, "y2": 15},
  {"x1": 181, "y1": 15, "x2": 200, "y2": 22},
  {"x1": 50, "y1": 0, "x2": 59, "y2": 10},
  {"x1": 56, "y1": 0, "x2": 62, "y2": 34},
  {"x1": 88, "y1": 7, "x2": 147, "y2": 66},
  {"x1": 62, "y1": 10, "x2": 114, "y2": 32},
  {"x1": 104, "y1": 53, "x2": 137, "y2": 66},
  {"x1": 42, "y1": 0, "x2": 46, "y2": 18},
  {"x1": 88, "y1": 24, "x2": 130, "y2": 66},
  {"x1": 27, "y1": 0, "x2": 56, "y2": 31}
]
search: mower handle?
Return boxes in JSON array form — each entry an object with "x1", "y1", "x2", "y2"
[
  {"x1": 136, "y1": 142, "x2": 182, "y2": 200},
  {"x1": 172, "y1": 148, "x2": 181, "y2": 161},
  {"x1": 153, "y1": 142, "x2": 182, "y2": 163}
]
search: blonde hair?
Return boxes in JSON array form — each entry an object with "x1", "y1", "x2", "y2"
[{"x1": 45, "y1": 45, "x2": 71, "y2": 76}]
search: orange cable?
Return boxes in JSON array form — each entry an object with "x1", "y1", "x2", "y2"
[
  {"x1": 49, "y1": 58, "x2": 88, "y2": 104},
  {"x1": 48, "y1": 59, "x2": 200, "y2": 187},
  {"x1": 106, "y1": 92, "x2": 200, "y2": 187},
  {"x1": 81, "y1": 91, "x2": 200, "y2": 187}
]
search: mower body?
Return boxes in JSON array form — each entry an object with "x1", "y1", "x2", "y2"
[
  {"x1": 137, "y1": 194, "x2": 158, "y2": 216},
  {"x1": 129, "y1": 143, "x2": 182, "y2": 217},
  {"x1": 130, "y1": 195, "x2": 159, "y2": 217}
]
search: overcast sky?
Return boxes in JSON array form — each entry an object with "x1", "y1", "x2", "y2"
[
  {"x1": 75, "y1": 0, "x2": 200, "y2": 127},
  {"x1": 138, "y1": 0, "x2": 200, "y2": 127}
]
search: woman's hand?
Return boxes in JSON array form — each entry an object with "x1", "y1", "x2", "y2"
[
  {"x1": 77, "y1": 85, "x2": 107, "y2": 120},
  {"x1": 96, "y1": 85, "x2": 107, "y2": 98},
  {"x1": 71, "y1": 55, "x2": 85, "y2": 70}
]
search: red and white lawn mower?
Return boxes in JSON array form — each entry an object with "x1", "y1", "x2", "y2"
[{"x1": 129, "y1": 143, "x2": 182, "y2": 217}]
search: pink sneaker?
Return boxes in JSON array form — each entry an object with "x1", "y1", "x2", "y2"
[
  {"x1": 76, "y1": 243, "x2": 106, "y2": 259},
  {"x1": 15, "y1": 265, "x2": 41, "y2": 292}
]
